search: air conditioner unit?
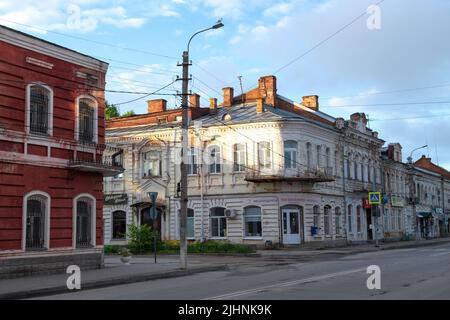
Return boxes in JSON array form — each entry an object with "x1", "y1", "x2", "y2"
[{"x1": 224, "y1": 209, "x2": 238, "y2": 219}]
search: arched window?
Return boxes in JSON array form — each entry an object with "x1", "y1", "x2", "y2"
[
  {"x1": 335, "y1": 207, "x2": 341, "y2": 235},
  {"x1": 76, "y1": 96, "x2": 98, "y2": 143},
  {"x1": 284, "y1": 140, "x2": 297, "y2": 169},
  {"x1": 324, "y1": 205, "x2": 331, "y2": 236},
  {"x1": 258, "y1": 141, "x2": 272, "y2": 169},
  {"x1": 316, "y1": 145, "x2": 322, "y2": 167},
  {"x1": 112, "y1": 211, "x2": 126, "y2": 240},
  {"x1": 313, "y1": 205, "x2": 320, "y2": 229},
  {"x1": 27, "y1": 84, "x2": 53, "y2": 135},
  {"x1": 346, "y1": 153, "x2": 352, "y2": 179},
  {"x1": 347, "y1": 205, "x2": 353, "y2": 233},
  {"x1": 142, "y1": 150, "x2": 162, "y2": 177},
  {"x1": 244, "y1": 206, "x2": 262, "y2": 237},
  {"x1": 233, "y1": 143, "x2": 246, "y2": 172},
  {"x1": 24, "y1": 191, "x2": 50, "y2": 251},
  {"x1": 74, "y1": 195, "x2": 96, "y2": 248},
  {"x1": 187, "y1": 209, "x2": 195, "y2": 239},
  {"x1": 354, "y1": 155, "x2": 359, "y2": 180},
  {"x1": 208, "y1": 145, "x2": 222, "y2": 174},
  {"x1": 325, "y1": 148, "x2": 331, "y2": 170},
  {"x1": 210, "y1": 207, "x2": 226, "y2": 238},
  {"x1": 356, "y1": 205, "x2": 362, "y2": 233}
]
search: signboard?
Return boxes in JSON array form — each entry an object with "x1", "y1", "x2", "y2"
[
  {"x1": 434, "y1": 207, "x2": 443, "y2": 214},
  {"x1": 148, "y1": 192, "x2": 158, "y2": 219},
  {"x1": 391, "y1": 195, "x2": 405, "y2": 208},
  {"x1": 104, "y1": 194, "x2": 128, "y2": 206},
  {"x1": 362, "y1": 198, "x2": 371, "y2": 209},
  {"x1": 368, "y1": 192, "x2": 381, "y2": 205}
]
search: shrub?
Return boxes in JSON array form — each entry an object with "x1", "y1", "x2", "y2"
[
  {"x1": 127, "y1": 224, "x2": 160, "y2": 254},
  {"x1": 158, "y1": 240, "x2": 255, "y2": 254},
  {"x1": 103, "y1": 245, "x2": 122, "y2": 254}
]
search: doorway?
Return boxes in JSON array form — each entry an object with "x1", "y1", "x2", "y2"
[
  {"x1": 282, "y1": 207, "x2": 303, "y2": 245},
  {"x1": 366, "y1": 208, "x2": 373, "y2": 240}
]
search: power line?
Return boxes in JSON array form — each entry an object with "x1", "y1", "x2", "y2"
[
  {"x1": 322, "y1": 101, "x2": 450, "y2": 108},
  {"x1": 115, "y1": 79, "x2": 178, "y2": 106},
  {"x1": 0, "y1": 18, "x2": 178, "y2": 60},
  {"x1": 273, "y1": 0, "x2": 387, "y2": 75},
  {"x1": 371, "y1": 113, "x2": 450, "y2": 122}
]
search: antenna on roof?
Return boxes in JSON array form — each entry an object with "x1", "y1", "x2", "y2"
[{"x1": 238, "y1": 75, "x2": 244, "y2": 104}]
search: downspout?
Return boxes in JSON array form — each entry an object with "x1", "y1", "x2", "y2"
[{"x1": 341, "y1": 138, "x2": 349, "y2": 245}]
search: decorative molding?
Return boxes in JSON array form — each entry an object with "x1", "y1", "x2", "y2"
[{"x1": 25, "y1": 57, "x2": 54, "y2": 69}]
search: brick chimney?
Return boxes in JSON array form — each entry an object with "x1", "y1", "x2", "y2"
[
  {"x1": 189, "y1": 93, "x2": 200, "y2": 108},
  {"x1": 301, "y1": 95, "x2": 319, "y2": 111},
  {"x1": 258, "y1": 75, "x2": 277, "y2": 107},
  {"x1": 147, "y1": 99, "x2": 167, "y2": 113},
  {"x1": 223, "y1": 87, "x2": 234, "y2": 108},
  {"x1": 210, "y1": 98, "x2": 218, "y2": 114},
  {"x1": 256, "y1": 98, "x2": 264, "y2": 113}
]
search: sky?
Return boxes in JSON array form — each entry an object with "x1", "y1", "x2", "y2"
[{"x1": 1, "y1": 0, "x2": 450, "y2": 169}]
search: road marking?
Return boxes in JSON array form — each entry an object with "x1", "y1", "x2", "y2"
[
  {"x1": 430, "y1": 251, "x2": 450, "y2": 257},
  {"x1": 204, "y1": 267, "x2": 367, "y2": 300}
]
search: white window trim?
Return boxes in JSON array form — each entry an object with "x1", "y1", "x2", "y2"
[
  {"x1": 210, "y1": 207, "x2": 227, "y2": 238},
  {"x1": 22, "y1": 190, "x2": 51, "y2": 251},
  {"x1": 25, "y1": 83, "x2": 54, "y2": 136},
  {"x1": 208, "y1": 145, "x2": 222, "y2": 174},
  {"x1": 242, "y1": 206, "x2": 263, "y2": 238},
  {"x1": 72, "y1": 193, "x2": 97, "y2": 248},
  {"x1": 74, "y1": 95, "x2": 98, "y2": 143}
]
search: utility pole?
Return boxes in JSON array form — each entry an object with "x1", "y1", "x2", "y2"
[
  {"x1": 178, "y1": 20, "x2": 224, "y2": 270},
  {"x1": 373, "y1": 165, "x2": 379, "y2": 247}
]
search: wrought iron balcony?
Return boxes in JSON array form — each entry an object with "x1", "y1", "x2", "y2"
[
  {"x1": 68, "y1": 153, "x2": 124, "y2": 177},
  {"x1": 245, "y1": 165, "x2": 335, "y2": 183}
]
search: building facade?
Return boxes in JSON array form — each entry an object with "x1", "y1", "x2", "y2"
[
  {"x1": 103, "y1": 75, "x2": 396, "y2": 248},
  {"x1": 0, "y1": 26, "x2": 122, "y2": 278}
]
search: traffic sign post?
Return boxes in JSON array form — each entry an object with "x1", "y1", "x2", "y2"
[
  {"x1": 148, "y1": 192, "x2": 158, "y2": 264},
  {"x1": 368, "y1": 192, "x2": 381, "y2": 205},
  {"x1": 368, "y1": 191, "x2": 381, "y2": 247}
]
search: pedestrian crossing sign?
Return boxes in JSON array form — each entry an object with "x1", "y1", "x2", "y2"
[{"x1": 368, "y1": 192, "x2": 381, "y2": 205}]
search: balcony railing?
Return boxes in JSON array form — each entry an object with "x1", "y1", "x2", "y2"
[
  {"x1": 69, "y1": 154, "x2": 124, "y2": 177},
  {"x1": 245, "y1": 165, "x2": 335, "y2": 183}
]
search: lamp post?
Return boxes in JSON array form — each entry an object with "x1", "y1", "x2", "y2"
[
  {"x1": 179, "y1": 20, "x2": 224, "y2": 270},
  {"x1": 407, "y1": 145, "x2": 428, "y2": 164}
]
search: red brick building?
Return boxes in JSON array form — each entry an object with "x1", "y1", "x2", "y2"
[{"x1": 0, "y1": 25, "x2": 122, "y2": 278}]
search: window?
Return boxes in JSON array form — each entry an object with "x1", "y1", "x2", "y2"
[
  {"x1": 284, "y1": 140, "x2": 297, "y2": 169},
  {"x1": 112, "y1": 151, "x2": 124, "y2": 179},
  {"x1": 346, "y1": 154, "x2": 351, "y2": 179},
  {"x1": 306, "y1": 143, "x2": 312, "y2": 169},
  {"x1": 75, "y1": 196, "x2": 94, "y2": 248},
  {"x1": 325, "y1": 148, "x2": 331, "y2": 171},
  {"x1": 187, "y1": 147, "x2": 198, "y2": 175},
  {"x1": 208, "y1": 145, "x2": 222, "y2": 174},
  {"x1": 397, "y1": 209, "x2": 402, "y2": 230},
  {"x1": 244, "y1": 206, "x2": 262, "y2": 237},
  {"x1": 368, "y1": 163, "x2": 372, "y2": 183},
  {"x1": 324, "y1": 205, "x2": 331, "y2": 236},
  {"x1": 210, "y1": 207, "x2": 226, "y2": 238},
  {"x1": 384, "y1": 209, "x2": 389, "y2": 231},
  {"x1": 28, "y1": 84, "x2": 52, "y2": 135},
  {"x1": 391, "y1": 210, "x2": 396, "y2": 231},
  {"x1": 233, "y1": 143, "x2": 246, "y2": 172},
  {"x1": 354, "y1": 157, "x2": 359, "y2": 180},
  {"x1": 112, "y1": 211, "x2": 126, "y2": 240},
  {"x1": 335, "y1": 207, "x2": 341, "y2": 235},
  {"x1": 347, "y1": 205, "x2": 353, "y2": 233},
  {"x1": 78, "y1": 98, "x2": 96, "y2": 142},
  {"x1": 187, "y1": 209, "x2": 195, "y2": 239},
  {"x1": 24, "y1": 193, "x2": 49, "y2": 250},
  {"x1": 356, "y1": 206, "x2": 362, "y2": 233},
  {"x1": 142, "y1": 150, "x2": 162, "y2": 177},
  {"x1": 313, "y1": 205, "x2": 320, "y2": 229},
  {"x1": 258, "y1": 141, "x2": 272, "y2": 169}
]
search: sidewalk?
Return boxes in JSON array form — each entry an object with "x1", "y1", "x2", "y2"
[
  {"x1": 258, "y1": 237, "x2": 450, "y2": 260},
  {"x1": 0, "y1": 255, "x2": 231, "y2": 300}
]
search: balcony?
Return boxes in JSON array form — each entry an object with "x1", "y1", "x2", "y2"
[
  {"x1": 69, "y1": 151, "x2": 124, "y2": 177},
  {"x1": 245, "y1": 166, "x2": 335, "y2": 183}
]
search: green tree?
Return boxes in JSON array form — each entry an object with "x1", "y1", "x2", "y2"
[
  {"x1": 122, "y1": 110, "x2": 136, "y2": 117},
  {"x1": 105, "y1": 101, "x2": 120, "y2": 120}
]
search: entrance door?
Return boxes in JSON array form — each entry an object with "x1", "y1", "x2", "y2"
[
  {"x1": 282, "y1": 209, "x2": 300, "y2": 245},
  {"x1": 366, "y1": 208, "x2": 373, "y2": 240}
]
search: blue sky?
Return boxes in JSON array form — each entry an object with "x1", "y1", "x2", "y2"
[{"x1": 1, "y1": 0, "x2": 450, "y2": 168}]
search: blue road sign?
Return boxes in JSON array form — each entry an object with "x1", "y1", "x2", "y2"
[{"x1": 368, "y1": 192, "x2": 381, "y2": 205}]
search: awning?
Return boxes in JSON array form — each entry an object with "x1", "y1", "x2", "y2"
[
  {"x1": 130, "y1": 200, "x2": 166, "y2": 208},
  {"x1": 417, "y1": 212, "x2": 432, "y2": 218}
]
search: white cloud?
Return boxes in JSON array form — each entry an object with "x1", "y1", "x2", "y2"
[{"x1": 263, "y1": 2, "x2": 292, "y2": 17}]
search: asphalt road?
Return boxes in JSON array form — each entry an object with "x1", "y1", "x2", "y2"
[{"x1": 35, "y1": 242, "x2": 450, "y2": 300}]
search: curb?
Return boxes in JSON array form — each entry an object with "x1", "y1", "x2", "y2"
[
  {"x1": 260, "y1": 239, "x2": 450, "y2": 260},
  {"x1": 0, "y1": 265, "x2": 229, "y2": 300}
]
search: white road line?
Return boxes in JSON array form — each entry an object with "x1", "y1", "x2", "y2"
[
  {"x1": 430, "y1": 251, "x2": 450, "y2": 257},
  {"x1": 204, "y1": 267, "x2": 367, "y2": 300}
]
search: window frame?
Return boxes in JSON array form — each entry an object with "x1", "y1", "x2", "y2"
[
  {"x1": 26, "y1": 83, "x2": 54, "y2": 136},
  {"x1": 142, "y1": 149, "x2": 162, "y2": 178},
  {"x1": 22, "y1": 191, "x2": 51, "y2": 251},
  {"x1": 233, "y1": 143, "x2": 246, "y2": 172},
  {"x1": 75, "y1": 95, "x2": 98, "y2": 143},
  {"x1": 243, "y1": 206, "x2": 262, "y2": 238},
  {"x1": 72, "y1": 194, "x2": 96, "y2": 248},
  {"x1": 284, "y1": 140, "x2": 298, "y2": 169},
  {"x1": 324, "y1": 205, "x2": 331, "y2": 236},
  {"x1": 208, "y1": 145, "x2": 222, "y2": 174},
  {"x1": 210, "y1": 207, "x2": 227, "y2": 238},
  {"x1": 111, "y1": 210, "x2": 127, "y2": 240},
  {"x1": 258, "y1": 141, "x2": 272, "y2": 170}
]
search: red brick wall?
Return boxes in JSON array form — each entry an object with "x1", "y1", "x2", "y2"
[{"x1": 0, "y1": 162, "x2": 103, "y2": 250}]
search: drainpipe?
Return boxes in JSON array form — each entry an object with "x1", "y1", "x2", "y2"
[
  {"x1": 199, "y1": 137, "x2": 205, "y2": 242},
  {"x1": 341, "y1": 140, "x2": 349, "y2": 245}
]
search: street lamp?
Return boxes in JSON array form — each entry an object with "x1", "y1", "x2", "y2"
[
  {"x1": 179, "y1": 20, "x2": 224, "y2": 270},
  {"x1": 407, "y1": 145, "x2": 428, "y2": 164}
]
